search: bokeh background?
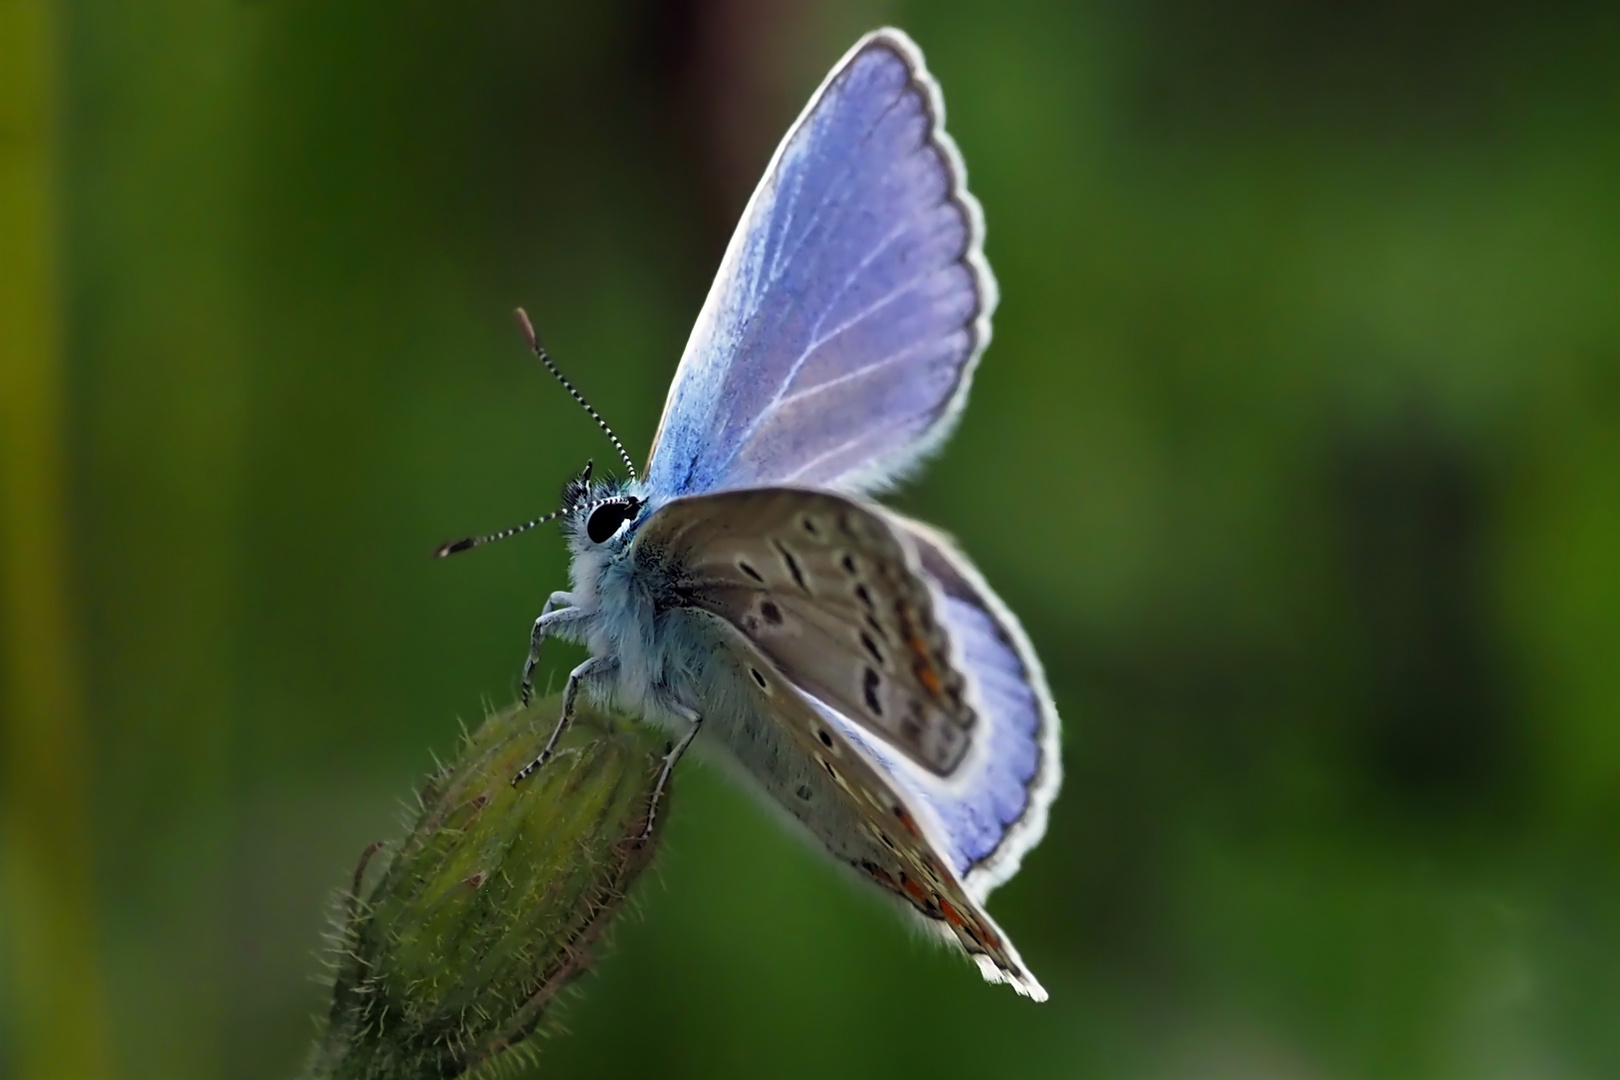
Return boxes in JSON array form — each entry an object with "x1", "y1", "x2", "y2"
[{"x1": 4, "y1": 1, "x2": 1619, "y2": 1077}]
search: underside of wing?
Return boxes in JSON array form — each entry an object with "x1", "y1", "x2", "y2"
[
  {"x1": 689, "y1": 605, "x2": 1045, "y2": 999},
  {"x1": 881, "y1": 513, "x2": 1063, "y2": 900},
  {"x1": 645, "y1": 28, "x2": 995, "y2": 498},
  {"x1": 634, "y1": 488, "x2": 1061, "y2": 901},
  {"x1": 639, "y1": 487, "x2": 978, "y2": 776}
]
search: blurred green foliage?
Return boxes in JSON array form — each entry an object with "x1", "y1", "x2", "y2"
[{"x1": 2, "y1": 1, "x2": 1618, "y2": 1078}]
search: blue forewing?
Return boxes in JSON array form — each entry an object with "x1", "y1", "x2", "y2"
[{"x1": 644, "y1": 30, "x2": 996, "y2": 499}]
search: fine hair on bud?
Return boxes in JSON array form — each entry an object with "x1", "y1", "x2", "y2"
[{"x1": 303, "y1": 697, "x2": 671, "y2": 1080}]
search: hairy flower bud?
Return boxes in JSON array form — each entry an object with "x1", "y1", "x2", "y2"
[{"x1": 303, "y1": 697, "x2": 669, "y2": 1079}]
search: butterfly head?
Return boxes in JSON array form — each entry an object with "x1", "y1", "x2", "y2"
[
  {"x1": 558, "y1": 458, "x2": 648, "y2": 551},
  {"x1": 432, "y1": 458, "x2": 648, "y2": 560}
]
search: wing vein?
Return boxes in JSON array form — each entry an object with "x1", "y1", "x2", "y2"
[
  {"x1": 726, "y1": 228, "x2": 925, "y2": 462},
  {"x1": 707, "y1": 90, "x2": 920, "y2": 482},
  {"x1": 770, "y1": 337, "x2": 933, "y2": 414},
  {"x1": 805, "y1": 218, "x2": 913, "y2": 341},
  {"x1": 763, "y1": 90, "x2": 909, "y2": 294},
  {"x1": 778, "y1": 431, "x2": 876, "y2": 482}
]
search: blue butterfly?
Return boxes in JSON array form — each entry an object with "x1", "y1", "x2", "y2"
[{"x1": 440, "y1": 28, "x2": 1061, "y2": 1000}]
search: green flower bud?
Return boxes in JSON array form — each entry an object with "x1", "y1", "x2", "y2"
[{"x1": 303, "y1": 697, "x2": 670, "y2": 1080}]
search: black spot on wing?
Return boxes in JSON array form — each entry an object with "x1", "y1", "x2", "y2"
[
  {"x1": 863, "y1": 667, "x2": 884, "y2": 716},
  {"x1": 860, "y1": 630, "x2": 885, "y2": 665},
  {"x1": 774, "y1": 541, "x2": 809, "y2": 593}
]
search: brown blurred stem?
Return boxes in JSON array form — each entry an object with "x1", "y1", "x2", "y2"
[{"x1": 303, "y1": 696, "x2": 671, "y2": 1080}]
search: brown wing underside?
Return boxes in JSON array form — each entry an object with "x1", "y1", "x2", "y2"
[
  {"x1": 696, "y1": 606, "x2": 1040, "y2": 995},
  {"x1": 641, "y1": 487, "x2": 976, "y2": 776},
  {"x1": 632, "y1": 487, "x2": 1045, "y2": 998}
]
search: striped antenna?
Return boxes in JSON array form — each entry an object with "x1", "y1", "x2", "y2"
[
  {"x1": 433, "y1": 493, "x2": 643, "y2": 559},
  {"x1": 433, "y1": 507, "x2": 568, "y2": 558},
  {"x1": 515, "y1": 308, "x2": 638, "y2": 482}
]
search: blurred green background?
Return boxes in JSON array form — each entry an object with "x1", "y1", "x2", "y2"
[{"x1": 3, "y1": 0, "x2": 1618, "y2": 1077}]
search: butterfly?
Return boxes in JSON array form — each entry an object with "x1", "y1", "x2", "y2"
[{"x1": 438, "y1": 28, "x2": 1061, "y2": 1000}]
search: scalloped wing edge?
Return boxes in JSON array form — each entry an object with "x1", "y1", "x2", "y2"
[{"x1": 881, "y1": 511, "x2": 1064, "y2": 903}]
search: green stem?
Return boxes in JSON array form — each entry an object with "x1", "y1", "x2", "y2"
[
  {"x1": 0, "y1": 2, "x2": 113, "y2": 1075},
  {"x1": 304, "y1": 697, "x2": 670, "y2": 1080}
]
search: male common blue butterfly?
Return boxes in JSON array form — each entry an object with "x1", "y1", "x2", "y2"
[{"x1": 439, "y1": 28, "x2": 1061, "y2": 1000}]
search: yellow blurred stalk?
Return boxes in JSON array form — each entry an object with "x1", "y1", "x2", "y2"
[{"x1": 0, "y1": 0, "x2": 114, "y2": 1075}]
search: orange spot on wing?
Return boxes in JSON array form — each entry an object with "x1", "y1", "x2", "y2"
[{"x1": 893, "y1": 806, "x2": 920, "y2": 837}]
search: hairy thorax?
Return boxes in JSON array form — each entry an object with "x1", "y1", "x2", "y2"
[{"x1": 564, "y1": 527, "x2": 695, "y2": 731}]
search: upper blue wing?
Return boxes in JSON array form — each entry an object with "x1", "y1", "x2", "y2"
[{"x1": 644, "y1": 28, "x2": 996, "y2": 498}]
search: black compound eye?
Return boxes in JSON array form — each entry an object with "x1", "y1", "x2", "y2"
[{"x1": 586, "y1": 500, "x2": 637, "y2": 544}]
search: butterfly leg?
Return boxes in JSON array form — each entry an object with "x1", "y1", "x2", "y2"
[
  {"x1": 519, "y1": 591, "x2": 578, "y2": 705},
  {"x1": 640, "y1": 703, "x2": 701, "y2": 840},
  {"x1": 512, "y1": 654, "x2": 616, "y2": 785}
]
